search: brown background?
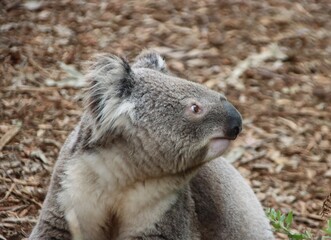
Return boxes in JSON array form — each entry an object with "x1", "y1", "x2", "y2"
[{"x1": 1, "y1": 0, "x2": 330, "y2": 239}]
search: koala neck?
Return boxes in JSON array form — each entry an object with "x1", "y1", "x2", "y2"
[
  {"x1": 79, "y1": 144, "x2": 197, "y2": 195},
  {"x1": 61, "y1": 136, "x2": 198, "y2": 238}
]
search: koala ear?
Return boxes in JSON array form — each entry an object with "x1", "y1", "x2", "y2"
[
  {"x1": 132, "y1": 50, "x2": 169, "y2": 74},
  {"x1": 85, "y1": 54, "x2": 135, "y2": 142}
]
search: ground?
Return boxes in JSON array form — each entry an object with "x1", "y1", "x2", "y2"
[{"x1": 0, "y1": 0, "x2": 330, "y2": 239}]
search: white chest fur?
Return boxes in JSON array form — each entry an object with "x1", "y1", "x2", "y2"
[{"x1": 57, "y1": 150, "x2": 180, "y2": 240}]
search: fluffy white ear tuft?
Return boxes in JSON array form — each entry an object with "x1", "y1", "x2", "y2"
[
  {"x1": 84, "y1": 54, "x2": 135, "y2": 143},
  {"x1": 132, "y1": 50, "x2": 169, "y2": 74}
]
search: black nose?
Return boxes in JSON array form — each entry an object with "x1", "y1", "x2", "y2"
[{"x1": 223, "y1": 102, "x2": 242, "y2": 139}]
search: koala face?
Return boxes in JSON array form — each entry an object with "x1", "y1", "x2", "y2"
[{"x1": 85, "y1": 51, "x2": 242, "y2": 177}]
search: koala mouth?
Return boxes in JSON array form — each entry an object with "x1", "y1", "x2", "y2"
[{"x1": 205, "y1": 136, "x2": 232, "y2": 161}]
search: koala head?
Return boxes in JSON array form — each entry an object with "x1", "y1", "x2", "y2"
[{"x1": 84, "y1": 50, "x2": 242, "y2": 177}]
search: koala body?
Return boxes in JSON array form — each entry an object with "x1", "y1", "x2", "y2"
[{"x1": 30, "y1": 51, "x2": 274, "y2": 240}]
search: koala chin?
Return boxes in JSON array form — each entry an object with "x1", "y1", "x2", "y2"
[{"x1": 29, "y1": 50, "x2": 274, "y2": 240}]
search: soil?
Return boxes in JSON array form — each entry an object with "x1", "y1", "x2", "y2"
[{"x1": 0, "y1": 0, "x2": 330, "y2": 239}]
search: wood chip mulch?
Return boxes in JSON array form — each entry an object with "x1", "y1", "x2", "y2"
[{"x1": 1, "y1": 1, "x2": 330, "y2": 239}]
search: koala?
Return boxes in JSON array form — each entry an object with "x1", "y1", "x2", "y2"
[{"x1": 29, "y1": 50, "x2": 274, "y2": 240}]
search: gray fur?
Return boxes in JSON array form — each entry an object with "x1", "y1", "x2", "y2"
[{"x1": 30, "y1": 50, "x2": 274, "y2": 240}]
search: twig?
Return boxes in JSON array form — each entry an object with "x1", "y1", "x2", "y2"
[
  {"x1": 320, "y1": 193, "x2": 331, "y2": 219},
  {"x1": 0, "y1": 233, "x2": 7, "y2": 240},
  {"x1": 0, "y1": 183, "x2": 15, "y2": 203},
  {"x1": 2, "y1": 217, "x2": 37, "y2": 223},
  {"x1": 28, "y1": 56, "x2": 52, "y2": 78},
  {"x1": 0, "y1": 123, "x2": 21, "y2": 151},
  {"x1": 223, "y1": 43, "x2": 287, "y2": 90},
  {"x1": 11, "y1": 190, "x2": 43, "y2": 208},
  {"x1": 0, "y1": 204, "x2": 29, "y2": 212},
  {"x1": 241, "y1": 150, "x2": 267, "y2": 164},
  {"x1": 0, "y1": 176, "x2": 40, "y2": 186},
  {"x1": 0, "y1": 86, "x2": 61, "y2": 92},
  {"x1": 31, "y1": 149, "x2": 52, "y2": 166},
  {"x1": 43, "y1": 138, "x2": 63, "y2": 149}
]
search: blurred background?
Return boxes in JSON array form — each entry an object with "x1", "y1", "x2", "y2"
[{"x1": 0, "y1": 0, "x2": 330, "y2": 239}]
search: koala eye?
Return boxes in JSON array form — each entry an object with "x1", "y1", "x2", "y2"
[{"x1": 190, "y1": 104, "x2": 202, "y2": 114}]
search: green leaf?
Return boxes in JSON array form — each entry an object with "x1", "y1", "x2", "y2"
[
  {"x1": 288, "y1": 233, "x2": 307, "y2": 240},
  {"x1": 324, "y1": 219, "x2": 331, "y2": 235},
  {"x1": 276, "y1": 210, "x2": 282, "y2": 220},
  {"x1": 285, "y1": 211, "x2": 293, "y2": 228}
]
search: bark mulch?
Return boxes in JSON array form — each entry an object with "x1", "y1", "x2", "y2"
[{"x1": 1, "y1": 1, "x2": 330, "y2": 239}]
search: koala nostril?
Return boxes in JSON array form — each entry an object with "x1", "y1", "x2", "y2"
[
  {"x1": 232, "y1": 126, "x2": 240, "y2": 137},
  {"x1": 226, "y1": 125, "x2": 241, "y2": 140}
]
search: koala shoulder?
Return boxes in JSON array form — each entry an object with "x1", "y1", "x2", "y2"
[{"x1": 191, "y1": 159, "x2": 274, "y2": 240}]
